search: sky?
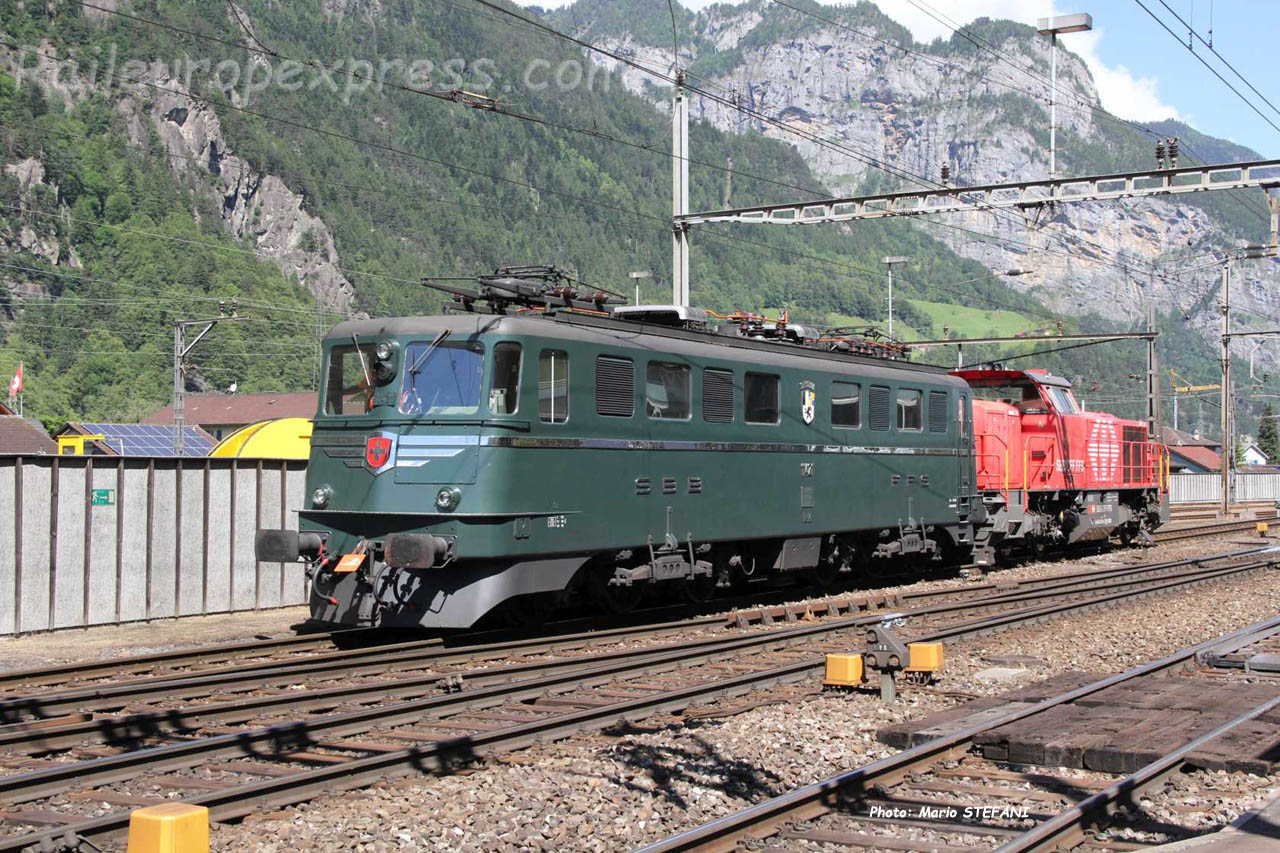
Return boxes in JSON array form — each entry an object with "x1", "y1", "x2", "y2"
[{"x1": 519, "y1": 0, "x2": 1280, "y2": 157}]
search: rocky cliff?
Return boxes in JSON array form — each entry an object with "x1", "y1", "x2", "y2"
[
  {"x1": 560, "y1": 0, "x2": 1279, "y2": 363},
  {"x1": 1, "y1": 29, "x2": 354, "y2": 314}
]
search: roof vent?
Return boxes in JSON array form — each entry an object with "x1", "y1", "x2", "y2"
[{"x1": 611, "y1": 304, "x2": 710, "y2": 329}]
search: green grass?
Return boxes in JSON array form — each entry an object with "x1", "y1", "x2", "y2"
[{"x1": 906, "y1": 299, "x2": 1042, "y2": 340}]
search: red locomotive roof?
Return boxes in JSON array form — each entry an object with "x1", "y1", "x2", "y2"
[{"x1": 952, "y1": 368, "x2": 1073, "y2": 388}]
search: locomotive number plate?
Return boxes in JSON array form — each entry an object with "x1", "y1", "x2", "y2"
[{"x1": 335, "y1": 553, "x2": 367, "y2": 573}]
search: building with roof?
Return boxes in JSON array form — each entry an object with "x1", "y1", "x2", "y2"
[
  {"x1": 1241, "y1": 441, "x2": 1270, "y2": 467},
  {"x1": 0, "y1": 401, "x2": 13, "y2": 416},
  {"x1": 143, "y1": 393, "x2": 316, "y2": 440},
  {"x1": 1159, "y1": 425, "x2": 1222, "y2": 474},
  {"x1": 54, "y1": 422, "x2": 216, "y2": 457},
  {"x1": 0, "y1": 416, "x2": 56, "y2": 455}
]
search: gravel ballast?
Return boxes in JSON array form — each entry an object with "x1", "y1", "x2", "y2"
[{"x1": 202, "y1": 548, "x2": 1280, "y2": 853}]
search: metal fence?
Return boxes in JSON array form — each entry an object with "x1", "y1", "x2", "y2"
[
  {"x1": 0, "y1": 456, "x2": 308, "y2": 636},
  {"x1": 1170, "y1": 472, "x2": 1280, "y2": 504}
]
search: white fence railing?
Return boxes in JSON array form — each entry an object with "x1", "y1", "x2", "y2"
[{"x1": 1169, "y1": 472, "x2": 1280, "y2": 504}]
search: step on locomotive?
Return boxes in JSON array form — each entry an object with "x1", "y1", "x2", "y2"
[{"x1": 256, "y1": 265, "x2": 1169, "y2": 629}]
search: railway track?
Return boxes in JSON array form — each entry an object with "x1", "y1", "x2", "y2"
[
  {"x1": 0, "y1": 549, "x2": 1263, "y2": 724},
  {"x1": 636, "y1": 614, "x2": 1280, "y2": 853},
  {"x1": 0, "y1": 546, "x2": 1273, "y2": 851},
  {"x1": 1152, "y1": 516, "x2": 1275, "y2": 543},
  {"x1": 0, "y1": 515, "x2": 1258, "y2": 700}
]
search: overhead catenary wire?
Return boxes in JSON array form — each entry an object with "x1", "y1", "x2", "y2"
[
  {"x1": 451, "y1": 0, "x2": 1220, "y2": 288},
  {"x1": 1, "y1": 2, "x2": 1230, "y2": 342},
  {"x1": 1132, "y1": 0, "x2": 1280, "y2": 137},
  {"x1": 37, "y1": 4, "x2": 1196, "y2": 293},
  {"x1": 889, "y1": 0, "x2": 1271, "y2": 225}
]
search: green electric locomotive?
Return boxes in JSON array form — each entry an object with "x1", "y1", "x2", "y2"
[{"x1": 256, "y1": 266, "x2": 983, "y2": 629}]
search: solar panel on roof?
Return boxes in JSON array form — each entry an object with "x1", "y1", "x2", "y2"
[{"x1": 77, "y1": 423, "x2": 213, "y2": 457}]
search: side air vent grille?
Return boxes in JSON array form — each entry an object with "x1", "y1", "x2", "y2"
[
  {"x1": 869, "y1": 385, "x2": 891, "y2": 431},
  {"x1": 929, "y1": 390, "x2": 949, "y2": 434},
  {"x1": 703, "y1": 368, "x2": 734, "y2": 423},
  {"x1": 595, "y1": 356, "x2": 635, "y2": 417}
]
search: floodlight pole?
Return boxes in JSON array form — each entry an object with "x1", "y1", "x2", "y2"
[
  {"x1": 883, "y1": 256, "x2": 909, "y2": 339},
  {"x1": 1037, "y1": 14, "x2": 1093, "y2": 180}
]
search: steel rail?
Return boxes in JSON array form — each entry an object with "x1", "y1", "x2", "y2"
[
  {"x1": 995, "y1": 694, "x2": 1280, "y2": 852},
  {"x1": 0, "y1": 549, "x2": 1265, "y2": 733},
  {"x1": 0, "y1": 519, "x2": 1251, "y2": 699},
  {"x1": 0, "y1": 614, "x2": 732, "y2": 719},
  {"x1": 1154, "y1": 519, "x2": 1272, "y2": 542},
  {"x1": 0, "y1": 553, "x2": 1258, "y2": 761},
  {"x1": 0, "y1": 626, "x2": 385, "y2": 690},
  {"x1": 0, "y1": 554, "x2": 1272, "y2": 851},
  {"x1": 632, "y1": 612, "x2": 1280, "y2": 853}
]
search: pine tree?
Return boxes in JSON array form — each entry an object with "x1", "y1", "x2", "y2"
[{"x1": 1259, "y1": 403, "x2": 1280, "y2": 462}]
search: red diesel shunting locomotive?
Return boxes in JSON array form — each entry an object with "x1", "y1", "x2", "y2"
[{"x1": 956, "y1": 368, "x2": 1169, "y2": 565}]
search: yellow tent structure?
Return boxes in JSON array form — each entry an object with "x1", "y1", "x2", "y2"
[{"x1": 209, "y1": 418, "x2": 312, "y2": 459}]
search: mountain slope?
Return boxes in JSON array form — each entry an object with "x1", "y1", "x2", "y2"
[{"x1": 0, "y1": 0, "x2": 1253, "y2": 439}]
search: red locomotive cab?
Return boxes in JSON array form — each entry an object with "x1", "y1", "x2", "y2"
[{"x1": 954, "y1": 367, "x2": 1168, "y2": 562}]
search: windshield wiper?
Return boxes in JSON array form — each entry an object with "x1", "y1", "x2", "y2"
[
  {"x1": 409, "y1": 329, "x2": 451, "y2": 375},
  {"x1": 351, "y1": 332, "x2": 374, "y2": 389}
]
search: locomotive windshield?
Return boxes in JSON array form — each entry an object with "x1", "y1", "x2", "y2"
[
  {"x1": 969, "y1": 381, "x2": 1042, "y2": 406},
  {"x1": 967, "y1": 379, "x2": 1080, "y2": 414},
  {"x1": 398, "y1": 341, "x2": 485, "y2": 416}
]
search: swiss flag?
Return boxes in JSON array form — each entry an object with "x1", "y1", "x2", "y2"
[{"x1": 6, "y1": 364, "x2": 20, "y2": 398}]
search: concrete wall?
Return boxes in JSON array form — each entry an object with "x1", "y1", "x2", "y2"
[{"x1": 0, "y1": 456, "x2": 308, "y2": 635}]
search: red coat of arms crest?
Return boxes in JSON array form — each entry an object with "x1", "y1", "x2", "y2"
[{"x1": 365, "y1": 435, "x2": 392, "y2": 469}]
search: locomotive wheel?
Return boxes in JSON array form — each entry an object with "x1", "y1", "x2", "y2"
[
  {"x1": 679, "y1": 573, "x2": 716, "y2": 604},
  {"x1": 491, "y1": 592, "x2": 554, "y2": 629},
  {"x1": 589, "y1": 570, "x2": 645, "y2": 615}
]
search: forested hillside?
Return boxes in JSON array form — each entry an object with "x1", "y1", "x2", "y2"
[{"x1": 0, "y1": 0, "x2": 1246, "y2": 435}]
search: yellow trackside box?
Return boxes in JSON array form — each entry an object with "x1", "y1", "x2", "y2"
[
  {"x1": 823, "y1": 653, "x2": 864, "y2": 687},
  {"x1": 906, "y1": 642, "x2": 944, "y2": 673},
  {"x1": 1258, "y1": 522, "x2": 1269, "y2": 537},
  {"x1": 127, "y1": 803, "x2": 209, "y2": 853}
]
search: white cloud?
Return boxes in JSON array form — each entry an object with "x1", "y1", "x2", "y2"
[
  {"x1": 863, "y1": 1, "x2": 1179, "y2": 122},
  {"x1": 518, "y1": 0, "x2": 1180, "y2": 121},
  {"x1": 1069, "y1": 29, "x2": 1179, "y2": 121}
]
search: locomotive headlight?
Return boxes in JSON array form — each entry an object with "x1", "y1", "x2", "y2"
[
  {"x1": 312, "y1": 485, "x2": 333, "y2": 508},
  {"x1": 372, "y1": 341, "x2": 399, "y2": 384},
  {"x1": 435, "y1": 486, "x2": 461, "y2": 511}
]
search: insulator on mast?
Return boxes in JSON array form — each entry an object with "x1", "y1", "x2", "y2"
[
  {"x1": 1155, "y1": 139, "x2": 1166, "y2": 169},
  {"x1": 940, "y1": 161, "x2": 951, "y2": 185},
  {"x1": 1168, "y1": 137, "x2": 1179, "y2": 168}
]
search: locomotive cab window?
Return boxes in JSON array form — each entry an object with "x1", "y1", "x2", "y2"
[
  {"x1": 539, "y1": 350, "x2": 569, "y2": 423},
  {"x1": 1045, "y1": 386, "x2": 1080, "y2": 414},
  {"x1": 324, "y1": 344, "x2": 375, "y2": 415},
  {"x1": 646, "y1": 363, "x2": 691, "y2": 420},
  {"x1": 489, "y1": 342, "x2": 521, "y2": 416},
  {"x1": 831, "y1": 381, "x2": 860, "y2": 428},
  {"x1": 897, "y1": 389, "x2": 922, "y2": 431},
  {"x1": 398, "y1": 341, "x2": 484, "y2": 416},
  {"x1": 744, "y1": 372, "x2": 780, "y2": 424}
]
